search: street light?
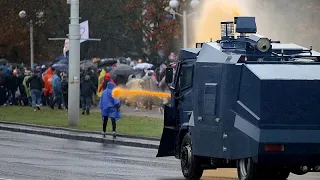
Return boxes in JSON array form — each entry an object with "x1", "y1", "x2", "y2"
[
  {"x1": 168, "y1": 0, "x2": 200, "y2": 48},
  {"x1": 19, "y1": 10, "x2": 44, "y2": 70}
]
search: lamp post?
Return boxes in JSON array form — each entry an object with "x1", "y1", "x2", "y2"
[
  {"x1": 48, "y1": 0, "x2": 100, "y2": 127},
  {"x1": 19, "y1": 10, "x2": 44, "y2": 70},
  {"x1": 68, "y1": 0, "x2": 81, "y2": 126},
  {"x1": 168, "y1": 0, "x2": 200, "y2": 48}
]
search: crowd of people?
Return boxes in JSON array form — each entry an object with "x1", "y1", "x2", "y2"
[{"x1": 0, "y1": 60, "x2": 175, "y2": 138}]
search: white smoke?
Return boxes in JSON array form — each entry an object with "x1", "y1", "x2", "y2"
[
  {"x1": 192, "y1": 0, "x2": 320, "y2": 50},
  {"x1": 240, "y1": 0, "x2": 320, "y2": 50}
]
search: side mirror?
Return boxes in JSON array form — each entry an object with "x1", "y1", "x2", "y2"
[{"x1": 165, "y1": 67, "x2": 173, "y2": 84}]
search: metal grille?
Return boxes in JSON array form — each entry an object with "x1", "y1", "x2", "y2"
[{"x1": 221, "y1": 22, "x2": 234, "y2": 38}]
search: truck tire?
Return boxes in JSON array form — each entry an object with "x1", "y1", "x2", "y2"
[
  {"x1": 237, "y1": 158, "x2": 270, "y2": 180},
  {"x1": 180, "y1": 133, "x2": 203, "y2": 180}
]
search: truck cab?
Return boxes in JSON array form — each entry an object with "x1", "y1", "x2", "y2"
[{"x1": 157, "y1": 48, "x2": 199, "y2": 158}]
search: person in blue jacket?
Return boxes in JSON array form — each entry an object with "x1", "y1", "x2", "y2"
[
  {"x1": 99, "y1": 81, "x2": 121, "y2": 138},
  {"x1": 51, "y1": 69, "x2": 62, "y2": 109}
]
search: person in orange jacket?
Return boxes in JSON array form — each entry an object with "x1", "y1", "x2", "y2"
[
  {"x1": 42, "y1": 67, "x2": 54, "y2": 106},
  {"x1": 98, "y1": 73, "x2": 115, "y2": 93}
]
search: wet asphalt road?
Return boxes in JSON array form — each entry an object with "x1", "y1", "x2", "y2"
[
  {"x1": 0, "y1": 131, "x2": 181, "y2": 180},
  {"x1": 0, "y1": 131, "x2": 319, "y2": 180}
]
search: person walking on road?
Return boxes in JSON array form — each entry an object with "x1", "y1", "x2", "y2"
[
  {"x1": 80, "y1": 75, "x2": 96, "y2": 115},
  {"x1": 99, "y1": 81, "x2": 121, "y2": 138},
  {"x1": 26, "y1": 70, "x2": 44, "y2": 111}
]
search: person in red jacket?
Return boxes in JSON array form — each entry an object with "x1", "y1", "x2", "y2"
[
  {"x1": 98, "y1": 73, "x2": 115, "y2": 93},
  {"x1": 42, "y1": 67, "x2": 54, "y2": 106}
]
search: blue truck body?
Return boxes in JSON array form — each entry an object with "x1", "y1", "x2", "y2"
[{"x1": 157, "y1": 16, "x2": 320, "y2": 180}]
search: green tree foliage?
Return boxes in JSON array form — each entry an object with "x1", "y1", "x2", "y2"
[
  {"x1": 0, "y1": 0, "x2": 182, "y2": 65},
  {"x1": 0, "y1": 0, "x2": 69, "y2": 64},
  {"x1": 124, "y1": 0, "x2": 182, "y2": 64}
]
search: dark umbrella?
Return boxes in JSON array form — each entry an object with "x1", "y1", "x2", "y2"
[
  {"x1": 0, "y1": 59, "x2": 8, "y2": 65},
  {"x1": 52, "y1": 61, "x2": 68, "y2": 71},
  {"x1": 52, "y1": 64, "x2": 68, "y2": 71},
  {"x1": 98, "y1": 59, "x2": 117, "y2": 68},
  {"x1": 109, "y1": 64, "x2": 134, "y2": 80},
  {"x1": 80, "y1": 60, "x2": 97, "y2": 70}
]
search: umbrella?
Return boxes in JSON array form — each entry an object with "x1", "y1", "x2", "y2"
[
  {"x1": 52, "y1": 63, "x2": 68, "y2": 71},
  {"x1": 133, "y1": 63, "x2": 153, "y2": 70},
  {"x1": 80, "y1": 60, "x2": 97, "y2": 70},
  {"x1": 109, "y1": 64, "x2": 134, "y2": 79},
  {"x1": 98, "y1": 59, "x2": 117, "y2": 68},
  {"x1": 0, "y1": 59, "x2": 8, "y2": 65}
]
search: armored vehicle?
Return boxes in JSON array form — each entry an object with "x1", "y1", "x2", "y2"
[{"x1": 157, "y1": 16, "x2": 320, "y2": 180}]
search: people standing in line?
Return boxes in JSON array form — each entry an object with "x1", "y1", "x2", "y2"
[
  {"x1": 51, "y1": 69, "x2": 62, "y2": 109},
  {"x1": 87, "y1": 68, "x2": 98, "y2": 106},
  {"x1": 97, "y1": 69, "x2": 106, "y2": 98},
  {"x1": 0, "y1": 68, "x2": 6, "y2": 106},
  {"x1": 99, "y1": 81, "x2": 121, "y2": 138},
  {"x1": 16, "y1": 70, "x2": 27, "y2": 106},
  {"x1": 141, "y1": 71, "x2": 158, "y2": 110},
  {"x1": 5, "y1": 70, "x2": 18, "y2": 105},
  {"x1": 126, "y1": 74, "x2": 144, "y2": 111},
  {"x1": 43, "y1": 67, "x2": 54, "y2": 106},
  {"x1": 80, "y1": 75, "x2": 96, "y2": 115},
  {"x1": 61, "y1": 74, "x2": 68, "y2": 110},
  {"x1": 26, "y1": 70, "x2": 44, "y2": 111},
  {"x1": 98, "y1": 73, "x2": 115, "y2": 93},
  {"x1": 22, "y1": 70, "x2": 32, "y2": 106}
]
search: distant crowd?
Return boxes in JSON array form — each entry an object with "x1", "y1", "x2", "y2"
[{"x1": 0, "y1": 61, "x2": 175, "y2": 114}]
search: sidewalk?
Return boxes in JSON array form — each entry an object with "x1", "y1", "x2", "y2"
[{"x1": 0, "y1": 122, "x2": 160, "y2": 149}]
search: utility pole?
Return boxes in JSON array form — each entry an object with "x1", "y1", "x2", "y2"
[
  {"x1": 168, "y1": 0, "x2": 200, "y2": 49},
  {"x1": 182, "y1": 10, "x2": 187, "y2": 49},
  {"x1": 29, "y1": 20, "x2": 34, "y2": 70},
  {"x1": 48, "y1": 0, "x2": 100, "y2": 126},
  {"x1": 68, "y1": 0, "x2": 81, "y2": 126}
]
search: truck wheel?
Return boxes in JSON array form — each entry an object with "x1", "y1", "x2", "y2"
[
  {"x1": 237, "y1": 158, "x2": 270, "y2": 180},
  {"x1": 180, "y1": 133, "x2": 203, "y2": 180}
]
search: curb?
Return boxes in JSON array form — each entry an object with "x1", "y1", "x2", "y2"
[
  {"x1": 0, "y1": 122, "x2": 160, "y2": 150},
  {"x1": 0, "y1": 121, "x2": 160, "y2": 141}
]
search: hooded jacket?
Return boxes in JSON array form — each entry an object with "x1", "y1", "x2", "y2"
[
  {"x1": 141, "y1": 74, "x2": 158, "y2": 91},
  {"x1": 98, "y1": 73, "x2": 115, "y2": 92},
  {"x1": 80, "y1": 76, "x2": 96, "y2": 97},
  {"x1": 126, "y1": 77, "x2": 143, "y2": 90},
  {"x1": 43, "y1": 67, "x2": 54, "y2": 95},
  {"x1": 23, "y1": 75, "x2": 31, "y2": 97},
  {"x1": 99, "y1": 82, "x2": 121, "y2": 120},
  {"x1": 26, "y1": 74, "x2": 44, "y2": 91},
  {"x1": 52, "y1": 74, "x2": 62, "y2": 94},
  {"x1": 97, "y1": 69, "x2": 106, "y2": 97}
]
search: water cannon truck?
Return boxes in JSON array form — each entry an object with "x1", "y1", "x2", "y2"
[{"x1": 157, "y1": 16, "x2": 320, "y2": 180}]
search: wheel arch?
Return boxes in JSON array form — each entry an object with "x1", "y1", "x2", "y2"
[{"x1": 175, "y1": 123, "x2": 190, "y2": 158}]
